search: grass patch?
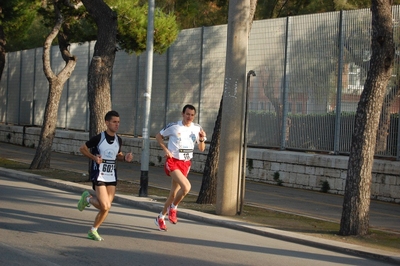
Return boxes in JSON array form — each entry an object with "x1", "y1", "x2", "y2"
[{"x1": 1, "y1": 157, "x2": 399, "y2": 253}]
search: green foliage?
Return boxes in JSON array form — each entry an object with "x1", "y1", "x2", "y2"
[
  {"x1": 256, "y1": 0, "x2": 400, "y2": 19},
  {"x1": 7, "y1": 16, "x2": 49, "y2": 52},
  {"x1": 157, "y1": 0, "x2": 228, "y2": 29},
  {"x1": 6, "y1": 0, "x2": 400, "y2": 52},
  {"x1": 4, "y1": 0, "x2": 178, "y2": 54},
  {"x1": 57, "y1": 4, "x2": 97, "y2": 44},
  {"x1": 2, "y1": 0, "x2": 43, "y2": 51},
  {"x1": 38, "y1": 1, "x2": 98, "y2": 45},
  {"x1": 116, "y1": 3, "x2": 147, "y2": 53},
  {"x1": 153, "y1": 9, "x2": 179, "y2": 54},
  {"x1": 115, "y1": 3, "x2": 179, "y2": 54}
]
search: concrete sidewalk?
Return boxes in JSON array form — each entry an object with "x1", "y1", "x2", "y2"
[{"x1": 0, "y1": 142, "x2": 399, "y2": 264}]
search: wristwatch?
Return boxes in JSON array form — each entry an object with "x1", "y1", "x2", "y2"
[{"x1": 199, "y1": 137, "x2": 207, "y2": 142}]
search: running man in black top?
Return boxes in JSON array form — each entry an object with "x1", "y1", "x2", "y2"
[{"x1": 78, "y1": 110, "x2": 133, "y2": 241}]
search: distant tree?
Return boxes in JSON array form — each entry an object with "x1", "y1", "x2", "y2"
[
  {"x1": 340, "y1": 10, "x2": 400, "y2": 155},
  {"x1": 116, "y1": 2, "x2": 179, "y2": 55},
  {"x1": 0, "y1": 0, "x2": 39, "y2": 81},
  {"x1": 339, "y1": 0, "x2": 394, "y2": 236},
  {"x1": 27, "y1": 0, "x2": 178, "y2": 169},
  {"x1": 158, "y1": 0, "x2": 228, "y2": 28},
  {"x1": 80, "y1": 0, "x2": 179, "y2": 138},
  {"x1": 254, "y1": 0, "x2": 400, "y2": 19},
  {"x1": 30, "y1": 0, "x2": 77, "y2": 169}
]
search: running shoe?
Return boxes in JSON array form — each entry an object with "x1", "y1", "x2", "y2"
[
  {"x1": 168, "y1": 205, "x2": 178, "y2": 224},
  {"x1": 77, "y1": 190, "x2": 90, "y2": 211},
  {"x1": 88, "y1": 230, "x2": 104, "y2": 241},
  {"x1": 154, "y1": 216, "x2": 167, "y2": 231}
]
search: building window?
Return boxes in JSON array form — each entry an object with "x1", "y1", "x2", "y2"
[
  {"x1": 348, "y1": 63, "x2": 361, "y2": 88},
  {"x1": 296, "y1": 102, "x2": 302, "y2": 114}
]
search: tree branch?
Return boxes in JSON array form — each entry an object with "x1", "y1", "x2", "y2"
[{"x1": 43, "y1": 1, "x2": 64, "y2": 80}]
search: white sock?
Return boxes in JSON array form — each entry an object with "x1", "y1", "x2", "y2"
[
  {"x1": 86, "y1": 197, "x2": 91, "y2": 206},
  {"x1": 91, "y1": 227, "x2": 97, "y2": 232},
  {"x1": 159, "y1": 212, "x2": 165, "y2": 219},
  {"x1": 170, "y1": 203, "x2": 177, "y2": 209}
]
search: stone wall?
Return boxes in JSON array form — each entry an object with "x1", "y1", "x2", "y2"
[{"x1": 1, "y1": 124, "x2": 399, "y2": 203}]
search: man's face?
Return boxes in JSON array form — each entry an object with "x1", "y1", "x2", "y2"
[
  {"x1": 182, "y1": 108, "x2": 195, "y2": 125},
  {"x1": 106, "y1": 116, "x2": 120, "y2": 133}
]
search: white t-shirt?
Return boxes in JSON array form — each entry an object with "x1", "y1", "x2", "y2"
[{"x1": 160, "y1": 121, "x2": 202, "y2": 161}]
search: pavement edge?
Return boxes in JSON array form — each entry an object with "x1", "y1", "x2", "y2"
[{"x1": 1, "y1": 166, "x2": 399, "y2": 265}]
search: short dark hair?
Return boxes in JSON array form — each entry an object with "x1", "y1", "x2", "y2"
[
  {"x1": 105, "y1": 110, "x2": 119, "y2": 121},
  {"x1": 182, "y1": 104, "x2": 196, "y2": 114}
]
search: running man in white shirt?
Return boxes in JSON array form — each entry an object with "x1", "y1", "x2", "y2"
[
  {"x1": 155, "y1": 104, "x2": 207, "y2": 231},
  {"x1": 78, "y1": 110, "x2": 133, "y2": 241}
]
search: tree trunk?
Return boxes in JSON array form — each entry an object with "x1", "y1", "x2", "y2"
[
  {"x1": 196, "y1": 0, "x2": 257, "y2": 205},
  {"x1": 339, "y1": 0, "x2": 394, "y2": 236},
  {"x1": 196, "y1": 98, "x2": 223, "y2": 204},
  {"x1": 30, "y1": 1, "x2": 77, "y2": 169},
  {"x1": 81, "y1": 0, "x2": 117, "y2": 137}
]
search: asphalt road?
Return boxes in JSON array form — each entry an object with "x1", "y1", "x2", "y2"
[
  {"x1": 0, "y1": 143, "x2": 399, "y2": 233},
  {"x1": 0, "y1": 175, "x2": 395, "y2": 266}
]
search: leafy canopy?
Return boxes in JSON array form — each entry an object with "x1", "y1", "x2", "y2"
[
  {"x1": 2, "y1": 0, "x2": 43, "y2": 51},
  {"x1": 115, "y1": 1, "x2": 179, "y2": 54},
  {"x1": 5, "y1": 0, "x2": 179, "y2": 54}
]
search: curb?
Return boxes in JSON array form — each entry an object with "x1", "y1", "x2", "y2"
[{"x1": 1, "y1": 167, "x2": 399, "y2": 265}]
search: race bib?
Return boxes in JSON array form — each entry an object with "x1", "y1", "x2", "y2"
[
  {"x1": 178, "y1": 149, "x2": 193, "y2": 161},
  {"x1": 100, "y1": 159, "x2": 116, "y2": 177}
]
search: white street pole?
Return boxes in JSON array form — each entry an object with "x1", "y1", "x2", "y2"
[{"x1": 139, "y1": 0, "x2": 155, "y2": 197}]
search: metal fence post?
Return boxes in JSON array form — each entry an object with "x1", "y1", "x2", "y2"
[
  {"x1": 85, "y1": 42, "x2": 92, "y2": 132},
  {"x1": 164, "y1": 47, "x2": 171, "y2": 126},
  {"x1": 5, "y1": 53, "x2": 9, "y2": 124},
  {"x1": 280, "y1": 16, "x2": 291, "y2": 150},
  {"x1": 397, "y1": 112, "x2": 400, "y2": 161},
  {"x1": 134, "y1": 56, "x2": 140, "y2": 137},
  {"x1": 334, "y1": 10, "x2": 344, "y2": 154},
  {"x1": 32, "y1": 48, "x2": 37, "y2": 126},
  {"x1": 18, "y1": 51, "x2": 22, "y2": 125},
  {"x1": 198, "y1": 26, "x2": 205, "y2": 124}
]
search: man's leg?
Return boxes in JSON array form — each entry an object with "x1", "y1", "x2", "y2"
[
  {"x1": 162, "y1": 179, "x2": 180, "y2": 215},
  {"x1": 91, "y1": 185, "x2": 116, "y2": 228},
  {"x1": 170, "y1": 169, "x2": 191, "y2": 205},
  {"x1": 155, "y1": 169, "x2": 191, "y2": 230},
  {"x1": 168, "y1": 170, "x2": 191, "y2": 224},
  {"x1": 162, "y1": 169, "x2": 191, "y2": 215},
  {"x1": 87, "y1": 185, "x2": 116, "y2": 240}
]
